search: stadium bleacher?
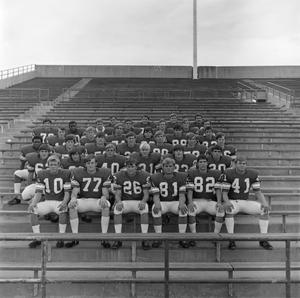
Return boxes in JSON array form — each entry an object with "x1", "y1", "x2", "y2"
[{"x1": 0, "y1": 76, "x2": 299, "y2": 298}]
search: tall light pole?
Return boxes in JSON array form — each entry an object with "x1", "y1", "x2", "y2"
[{"x1": 193, "y1": 0, "x2": 198, "y2": 79}]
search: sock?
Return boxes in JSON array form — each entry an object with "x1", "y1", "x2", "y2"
[
  {"x1": 114, "y1": 224, "x2": 122, "y2": 233},
  {"x1": 154, "y1": 225, "x2": 162, "y2": 233},
  {"x1": 101, "y1": 216, "x2": 110, "y2": 233},
  {"x1": 14, "y1": 183, "x2": 21, "y2": 194},
  {"x1": 259, "y1": 219, "x2": 269, "y2": 233},
  {"x1": 141, "y1": 224, "x2": 148, "y2": 233},
  {"x1": 225, "y1": 217, "x2": 234, "y2": 234},
  {"x1": 32, "y1": 225, "x2": 40, "y2": 233},
  {"x1": 189, "y1": 223, "x2": 196, "y2": 233},
  {"x1": 179, "y1": 224, "x2": 187, "y2": 233},
  {"x1": 214, "y1": 221, "x2": 223, "y2": 233},
  {"x1": 59, "y1": 224, "x2": 67, "y2": 233},
  {"x1": 70, "y1": 218, "x2": 79, "y2": 234}
]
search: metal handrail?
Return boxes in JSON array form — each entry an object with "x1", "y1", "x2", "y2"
[
  {"x1": 0, "y1": 233, "x2": 299, "y2": 298},
  {"x1": 0, "y1": 64, "x2": 35, "y2": 80}
]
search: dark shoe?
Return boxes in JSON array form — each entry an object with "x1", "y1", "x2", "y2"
[
  {"x1": 49, "y1": 213, "x2": 59, "y2": 223},
  {"x1": 152, "y1": 240, "x2": 162, "y2": 248},
  {"x1": 259, "y1": 241, "x2": 273, "y2": 250},
  {"x1": 142, "y1": 240, "x2": 151, "y2": 250},
  {"x1": 179, "y1": 240, "x2": 190, "y2": 249},
  {"x1": 162, "y1": 214, "x2": 170, "y2": 225},
  {"x1": 81, "y1": 214, "x2": 92, "y2": 223},
  {"x1": 56, "y1": 240, "x2": 64, "y2": 248},
  {"x1": 28, "y1": 240, "x2": 41, "y2": 248},
  {"x1": 188, "y1": 240, "x2": 196, "y2": 247},
  {"x1": 111, "y1": 241, "x2": 122, "y2": 249},
  {"x1": 8, "y1": 197, "x2": 21, "y2": 205},
  {"x1": 228, "y1": 240, "x2": 236, "y2": 250},
  {"x1": 101, "y1": 241, "x2": 111, "y2": 249},
  {"x1": 65, "y1": 240, "x2": 79, "y2": 248}
]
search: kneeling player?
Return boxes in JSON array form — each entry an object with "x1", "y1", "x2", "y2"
[
  {"x1": 150, "y1": 157, "x2": 189, "y2": 248},
  {"x1": 68, "y1": 155, "x2": 111, "y2": 248},
  {"x1": 112, "y1": 158, "x2": 151, "y2": 250},
  {"x1": 221, "y1": 156, "x2": 273, "y2": 250},
  {"x1": 187, "y1": 155, "x2": 224, "y2": 246},
  {"x1": 27, "y1": 155, "x2": 71, "y2": 248}
]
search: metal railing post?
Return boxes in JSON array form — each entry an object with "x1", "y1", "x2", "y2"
[
  {"x1": 285, "y1": 240, "x2": 291, "y2": 298},
  {"x1": 41, "y1": 240, "x2": 48, "y2": 298},
  {"x1": 164, "y1": 240, "x2": 170, "y2": 298}
]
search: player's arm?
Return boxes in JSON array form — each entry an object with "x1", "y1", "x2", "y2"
[
  {"x1": 28, "y1": 178, "x2": 44, "y2": 213},
  {"x1": 150, "y1": 179, "x2": 161, "y2": 214},
  {"x1": 252, "y1": 178, "x2": 270, "y2": 212},
  {"x1": 178, "y1": 190, "x2": 188, "y2": 214},
  {"x1": 214, "y1": 176, "x2": 223, "y2": 207}
]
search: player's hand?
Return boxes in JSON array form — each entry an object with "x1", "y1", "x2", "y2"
[
  {"x1": 178, "y1": 203, "x2": 188, "y2": 215},
  {"x1": 99, "y1": 197, "x2": 109, "y2": 209},
  {"x1": 223, "y1": 201, "x2": 233, "y2": 213},
  {"x1": 153, "y1": 203, "x2": 161, "y2": 215},
  {"x1": 138, "y1": 201, "x2": 146, "y2": 211},
  {"x1": 115, "y1": 201, "x2": 124, "y2": 212},
  {"x1": 58, "y1": 201, "x2": 68, "y2": 212},
  {"x1": 68, "y1": 199, "x2": 77, "y2": 209},
  {"x1": 216, "y1": 202, "x2": 223, "y2": 210},
  {"x1": 261, "y1": 205, "x2": 271, "y2": 214},
  {"x1": 188, "y1": 202, "x2": 196, "y2": 213},
  {"x1": 28, "y1": 203, "x2": 36, "y2": 214}
]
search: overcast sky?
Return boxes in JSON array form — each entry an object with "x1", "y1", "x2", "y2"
[{"x1": 1, "y1": 0, "x2": 300, "y2": 70}]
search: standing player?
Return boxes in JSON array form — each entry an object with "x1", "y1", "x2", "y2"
[
  {"x1": 112, "y1": 158, "x2": 151, "y2": 250},
  {"x1": 150, "y1": 157, "x2": 189, "y2": 248},
  {"x1": 221, "y1": 156, "x2": 273, "y2": 250},
  {"x1": 27, "y1": 155, "x2": 71, "y2": 248},
  {"x1": 186, "y1": 155, "x2": 224, "y2": 243},
  {"x1": 117, "y1": 132, "x2": 140, "y2": 157},
  {"x1": 206, "y1": 145, "x2": 232, "y2": 172},
  {"x1": 96, "y1": 143, "x2": 126, "y2": 175},
  {"x1": 67, "y1": 155, "x2": 111, "y2": 248}
]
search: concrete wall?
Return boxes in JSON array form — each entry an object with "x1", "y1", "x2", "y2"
[
  {"x1": 0, "y1": 71, "x2": 36, "y2": 89},
  {"x1": 35, "y1": 65, "x2": 193, "y2": 78},
  {"x1": 198, "y1": 66, "x2": 300, "y2": 79}
]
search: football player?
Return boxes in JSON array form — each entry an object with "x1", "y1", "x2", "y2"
[
  {"x1": 134, "y1": 115, "x2": 155, "y2": 132},
  {"x1": 206, "y1": 145, "x2": 232, "y2": 172},
  {"x1": 46, "y1": 127, "x2": 66, "y2": 147},
  {"x1": 221, "y1": 156, "x2": 273, "y2": 250},
  {"x1": 67, "y1": 155, "x2": 111, "y2": 248},
  {"x1": 166, "y1": 112, "x2": 179, "y2": 131},
  {"x1": 167, "y1": 145, "x2": 196, "y2": 173},
  {"x1": 9, "y1": 144, "x2": 51, "y2": 205},
  {"x1": 112, "y1": 157, "x2": 151, "y2": 250},
  {"x1": 123, "y1": 118, "x2": 142, "y2": 135},
  {"x1": 65, "y1": 121, "x2": 84, "y2": 144},
  {"x1": 166, "y1": 124, "x2": 187, "y2": 146},
  {"x1": 131, "y1": 142, "x2": 161, "y2": 174},
  {"x1": 105, "y1": 123, "x2": 126, "y2": 145},
  {"x1": 32, "y1": 118, "x2": 58, "y2": 143},
  {"x1": 183, "y1": 133, "x2": 207, "y2": 157},
  {"x1": 117, "y1": 132, "x2": 140, "y2": 157},
  {"x1": 187, "y1": 155, "x2": 224, "y2": 244},
  {"x1": 85, "y1": 132, "x2": 106, "y2": 156},
  {"x1": 190, "y1": 113, "x2": 204, "y2": 130},
  {"x1": 61, "y1": 148, "x2": 85, "y2": 172},
  {"x1": 27, "y1": 155, "x2": 71, "y2": 248},
  {"x1": 136, "y1": 127, "x2": 155, "y2": 144},
  {"x1": 54, "y1": 134, "x2": 85, "y2": 159},
  {"x1": 212, "y1": 132, "x2": 237, "y2": 161},
  {"x1": 80, "y1": 126, "x2": 97, "y2": 146},
  {"x1": 150, "y1": 157, "x2": 189, "y2": 248},
  {"x1": 96, "y1": 143, "x2": 126, "y2": 175},
  {"x1": 150, "y1": 130, "x2": 173, "y2": 156},
  {"x1": 198, "y1": 126, "x2": 216, "y2": 148}
]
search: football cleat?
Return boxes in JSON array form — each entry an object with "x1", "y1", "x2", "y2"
[
  {"x1": 56, "y1": 240, "x2": 64, "y2": 248},
  {"x1": 179, "y1": 241, "x2": 190, "y2": 249},
  {"x1": 101, "y1": 241, "x2": 111, "y2": 249},
  {"x1": 111, "y1": 241, "x2": 122, "y2": 249},
  {"x1": 188, "y1": 240, "x2": 196, "y2": 247},
  {"x1": 44, "y1": 213, "x2": 59, "y2": 223},
  {"x1": 65, "y1": 240, "x2": 79, "y2": 248},
  {"x1": 228, "y1": 240, "x2": 236, "y2": 250},
  {"x1": 142, "y1": 240, "x2": 151, "y2": 250},
  {"x1": 152, "y1": 240, "x2": 162, "y2": 248},
  {"x1": 28, "y1": 240, "x2": 41, "y2": 249},
  {"x1": 259, "y1": 241, "x2": 273, "y2": 250}
]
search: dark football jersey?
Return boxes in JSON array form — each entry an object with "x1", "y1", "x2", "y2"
[
  {"x1": 21, "y1": 144, "x2": 39, "y2": 158},
  {"x1": 166, "y1": 133, "x2": 187, "y2": 146},
  {"x1": 25, "y1": 152, "x2": 48, "y2": 179},
  {"x1": 165, "y1": 153, "x2": 196, "y2": 172},
  {"x1": 150, "y1": 172, "x2": 187, "y2": 202},
  {"x1": 71, "y1": 167, "x2": 111, "y2": 198},
  {"x1": 65, "y1": 128, "x2": 84, "y2": 144},
  {"x1": 187, "y1": 168, "x2": 222, "y2": 201},
  {"x1": 117, "y1": 143, "x2": 140, "y2": 157},
  {"x1": 207, "y1": 144, "x2": 237, "y2": 159},
  {"x1": 207, "y1": 155, "x2": 232, "y2": 172},
  {"x1": 199, "y1": 135, "x2": 217, "y2": 148},
  {"x1": 54, "y1": 144, "x2": 86, "y2": 159},
  {"x1": 96, "y1": 153, "x2": 126, "y2": 174},
  {"x1": 32, "y1": 126, "x2": 58, "y2": 143},
  {"x1": 131, "y1": 152, "x2": 161, "y2": 174},
  {"x1": 36, "y1": 168, "x2": 71, "y2": 201},
  {"x1": 61, "y1": 157, "x2": 85, "y2": 171},
  {"x1": 80, "y1": 136, "x2": 96, "y2": 146},
  {"x1": 134, "y1": 120, "x2": 156, "y2": 129},
  {"x1": 46, "y1": 135, "x2": 65, "y2": 147},
  {"x1": 113, "y1": 170, "x2": 150, "y2": 201},
  {"x1": 183, "y1": 144, "x2": 207, "y2": 157},
  {"x1": 136, "y1": 135, "x2": 155, "y2": 145},
  {"x1": 150, "y1": 143, "x2": 173, "y2": 156},
  {"x1": 222, "y1": 168, "x2": 261, "y2": 200},
  {"x1": 105, "y1": 134, "x2": 126, "y2": 145},
  {"x1": 85, "y1": 143, "x2": 106, "y2": 156}
]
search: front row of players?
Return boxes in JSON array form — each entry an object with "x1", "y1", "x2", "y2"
[{"x1": 28, "y1": 154, "x2": 273, "y2": 250}]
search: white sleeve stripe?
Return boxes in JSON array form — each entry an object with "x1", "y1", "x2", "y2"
[
  {"x1": 252, "y1": 182, "x2": 261, "y2": 189},
  {"x1": 179, "y1": 186, "x2": 186, "y2": 192},
  {"x1": 150, "y1": 187, "x2": 160, "y2": 194},
  {"x1": 36, "y1": 183, "x2": 45, "y2": 190}
]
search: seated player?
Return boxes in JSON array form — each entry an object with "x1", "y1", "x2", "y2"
[
  {"x1": 136, "y1": 127, "x2": 155, "y2": 144},
  {"x1": 210, "y1": 132, "x2": 237, "y2": 161},
  {"x1": 105, "y1": 123, "x2": 126, "y2": 145},
  {"x1": 67, "y1": 155, "x2": 111, "y2": 248},
  {"x1": 32, "y1": 118, "x2": 58, "y2": 143},
  {"x1": 27, "y1": 155, "x2": 71, "y2": 248},
  {"x1": 112, "y1": 157, "x2": 151, "y2": 250},
  {"x1": 183, "y1": 133, "x2": 207, "y2": 157},
  {"x1": 199, "y1": 126, "x2": 216, "y2": 148},
  {"x1": 155, "y1": 119, "x2": 169, "y2": 134},
  {"x1": 166, "y1": 124, "x2": 187, "y2": 146},
  {"x1": 117, "y1": 132, "x2": 140, "y2": 157},
  {"x1": 166, "y1": 112, "x2": 179, "y2": 131},
  {"x1": 61, "y1": 148, "x2": 85, "y2": 172},
  {"x1": 190, "y1": 113, "x2": 204, "y2": 130},
  {"x1": 65, "y1": 121, "x2": 84, "y2": 144},
  {"x1": 123, "y1": 118, "x2": 142, "y2": 135},
  {"x1": 150, "y1": 157, "x2": 189, "y2": 248},
  {"x1": 85, "y1": 132, "x2": 106, "y2": 156},
  {"x1": 18, "y1": 135, "x2": 43, "y2": 170},
  {"x1": 167, "y1": 145, "x2": 196, "y2": 173},
  {"x1": 131, "y1": 142, "x2": 161, "y2": 174},
  {"x1": 96, "y1": 143, "x2": 126, "y2": 175},
  {"x1": 186, "y1": 155, "x2": 224, "y2": 245},
  {"x1": 150, "y1": 130, "x2": 173, "y2": 157},
  {"x1": 80, "y1": 126, "x2": 97, "y2": 146},
  {"x1": 134, "y1": 115, "x2": 155, "y2": 133},
  {"x1": 221, "y1": 156, "x2": 273, "y2": 250},
  {"x1": 54, "y1": 134, "x2": 85, "y2": 159},
  {"x1": 95, "y1": 118, "x2": 106, "y2": 134},
  {"x1": 46, "y1": 127, "x2": 66, "y2": 147},
  {"x1": 182, "y1": 118, "x2": 192, "y2": 134},
  {"x1": 9, "y1": 144, "x2": 51, "y2": 205},
  {"x1": 206, "y1": 145, "x2": 232, "y2": 172}
]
